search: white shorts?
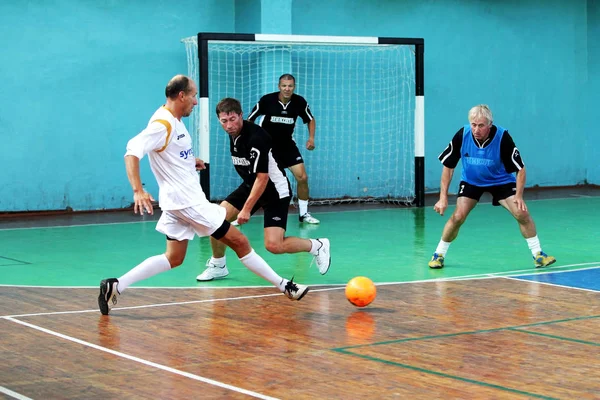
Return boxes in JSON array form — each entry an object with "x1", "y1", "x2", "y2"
[{"x1": 155, "y1": 203, "x2": 227, "y2": 241}]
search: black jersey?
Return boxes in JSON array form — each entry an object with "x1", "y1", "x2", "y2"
[
  {"x1": 230, "y1": 121, "x2": 291, "y2": 198},
  {"x1": 437, "y1": 125, "x2": 524, "y2": 174},
  {"x1": 247, "y1": 92, "x2": 314, "y2": 144}
]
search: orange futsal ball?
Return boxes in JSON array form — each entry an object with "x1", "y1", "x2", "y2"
[{"x1": 345, "y1": 276, "x2": 376, "y2": 307}]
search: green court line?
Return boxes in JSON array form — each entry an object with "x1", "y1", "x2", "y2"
[
  {"x1": 333, "y1": 348, "x2": 558, "y2": 400},
  {"x1": 0, "y1": 256, "x2": 31, "y2": 266},
  {"x1": 331, "y1": 315, "x2": 600, "y2": 399},
  {"x1": 509, "y1": 328, "x2": 600, "y2": 346},
  {"x1": 334, "y1": 314, "x2": 600, "y2": 350}
]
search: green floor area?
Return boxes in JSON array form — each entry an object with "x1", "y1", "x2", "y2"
[{"x1": 1, "y1": 197, "x2": 598, "y2": 287}]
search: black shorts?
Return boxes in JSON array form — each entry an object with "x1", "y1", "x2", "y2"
[
  {"x1": 457, "y1": 181, "x2": 517, "y2": 206},
  {"x1": 225, "y1": 184, "x2": 291, "y2": 229},
  {"x1": 273, "y1": 141, "x2": 304, "y2": 168}
]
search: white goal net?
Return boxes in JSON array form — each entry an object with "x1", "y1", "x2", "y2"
[{"x1": 182, "y1": 36, "x2": 416, "y2": 204}]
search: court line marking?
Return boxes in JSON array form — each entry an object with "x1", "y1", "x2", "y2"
[
  {"x1": 4, "y1": 317, "x2": 279, "y2": 400},
  {"x1": 333, "y1": 348, "x2": 557, "y2": 400},
  {"x1": 1, "y1": 195, "x2": 597, "y2": 231},
  {"x1": 0, "y1": 386, "x2": 33, "y2": 400},
  {"x1": 508, "y1": 328, "x2": 600, "y2": 346},
  {"x1": 1, "y1": 262, "x2": 598, "y2": 290},
  {"x1": 0, "y1": 255, "x2": 31, "y2": 265},
  {"x1": 2, "y1": 262, "x2": 598, "y2": 319},
  {"x1": 503, "y1": 276, "x2": 600, "y2": 293},
  {"x1": 333, "y1": 314, "x2": 600, "y2": 399}
]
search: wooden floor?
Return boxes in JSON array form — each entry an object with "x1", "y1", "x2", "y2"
[
  {"x1": 2, "y1": 187, "x2": 600, "y2": 399},
  {"x1": 2, "y1": 276, "x2": 599, "y2": 399}
]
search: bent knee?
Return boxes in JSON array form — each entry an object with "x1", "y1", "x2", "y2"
[
  {"x1": 450, "y1": 212, "x2": 468, "y2": 225},
  {"x1": 166, "y1": 254, "x2": 184, "y2": 268},
  {"x1": 515, "y1": 210, "x2": 531, "y2": 224},
  {"x1": 265, "y1": 241, "x2": 285, "y2": 254}
]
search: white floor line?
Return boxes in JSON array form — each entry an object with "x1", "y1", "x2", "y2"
[
  {"x1": 4, "y1": 317, "x2": 279, "y2": 400},
  {"x1": 502, "y1": 276, "x2": 600, "y2": 293},
  {"x1": 2, "y1": 261, "x2": 598, "y2": 319},
  {"x1": 0, "y1": 386, "x2": 33, "y2": 400}
]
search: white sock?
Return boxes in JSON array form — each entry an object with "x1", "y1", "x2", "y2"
[
  {"x1": 239, "y1": 249, "x2": 286, "y2": 291},
  {"x1": 309, "y1": 238, "x2": 321, "y2": 255},
  {"x1": 118, "y1": 254, "x2": 171, "y2": 293},
  {"x1": 435, "y1": 240, "x2": 451, "y2": 256},
  {"x1": 526, "y1": 235, "x2": 542, "y2": 256},
  {"x1": 298, "y1": 199, "x2": 309, "y2": 216},
  {"x1": 210, "y1": 256, "x2": 226, "y2": 267}
]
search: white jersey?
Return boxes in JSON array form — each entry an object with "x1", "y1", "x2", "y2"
[{"x1": 125, "y1": 106, "x2": 207, "y2": 211}]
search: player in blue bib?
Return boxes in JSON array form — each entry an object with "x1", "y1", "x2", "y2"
[{"x1": 428, "y1": 104, "x2": 555, "y2": 269}]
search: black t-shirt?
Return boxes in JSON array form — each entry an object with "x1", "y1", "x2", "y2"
[
  {"x1": 437, "y1": 126, "x2": 524, "y2": 173},
  {"x1": 230, "y1": 121, "x2": 289, "y2": 197},
  {"x1": 247, "y1": 92, "x2": 314, "y2": 144}
]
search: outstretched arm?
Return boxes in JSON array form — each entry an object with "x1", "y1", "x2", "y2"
[{"x1": 433, "y1": 166, "x2": 454, "y2": 216}]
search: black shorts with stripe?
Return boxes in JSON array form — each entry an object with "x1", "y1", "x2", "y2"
[
  {"x1": 273, "y1": 141, "x2": 304, "y2": 168},
  {"x1": 457, "y1": 181, "x2": 517, "y2": 206},
  {"x1": 225, "y1": 184, "x2": 291, "y2": 229}
]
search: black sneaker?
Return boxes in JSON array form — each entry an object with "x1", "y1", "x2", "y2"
[
  {"x1": 98, "y1": 278, "x2": 120, "y2": 315},
  {"x1": 283, "y1": 277, "x2": 309, "y2": 301}
]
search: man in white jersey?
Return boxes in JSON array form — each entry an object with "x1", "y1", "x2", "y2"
[{"x1": 98, "y1": 75, "x2": 309, "y2": 315}]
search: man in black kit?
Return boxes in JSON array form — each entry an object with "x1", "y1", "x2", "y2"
[
  {"x1": 196, "y1": 97, "x2": 331, "y2": 282},
  {"x1": 248, "y1": 74, "x2": 320, "y2": 224}
]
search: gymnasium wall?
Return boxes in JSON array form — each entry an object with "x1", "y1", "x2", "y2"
[
  {"x1": 0, "y1": 0, "x2": 234, "y2": 212},
  {"x1": 587, "y1": 0, "x2": 599, "y2": 185},
  {"x1": 292, "y1": 0, "x2": 591, "y2": 192},
  {"x1": 0, "y1": 0, "x2": 595, "y2": 211}
]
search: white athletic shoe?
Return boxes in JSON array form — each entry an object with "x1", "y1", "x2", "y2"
[
  {"x1": 283, "y1": 278, "x2": 309, "y2": 301},
  {"x1": 314, "y1": 238, "x2": 331, "y2": 275},
  {"x1": 196, "y1": 260, "x2": 229, "y2": 281},
  {"x1": 231, "y1": 220, "x2": 239, "y2": 226},
  {"x1": 299, "y1": 212, "x2": 320, "y2": 224}
]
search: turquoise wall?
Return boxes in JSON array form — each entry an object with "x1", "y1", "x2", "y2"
[
  {"x1": 0, "y1": 0, "x2": 596, "y2": 211},
  {"x1": 292, "y1": 0, "x2": 592, "y2": 192},
  {"x1": 0, "y1": 0, "x2": 233, "y2": 212},
  {"x1": 588, "y1": 0, "x2": 599, "y2": 184}
]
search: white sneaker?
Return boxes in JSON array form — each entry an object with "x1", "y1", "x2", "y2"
[
  {"x1": 231, "y1": 220, "x2": 239, "y2": 226},
  {"x1": 299, "y1": 212, "x2": 320, "y2": 224},
  {"x1": 196, "y1": 260, "x2": 229, "y2": 281},
  {"x1": 283, "y1": 278, "x2": 309, "y2": 300},
  {"x1": 314, "y1": 238, "x2": 331, "y2": 275}
]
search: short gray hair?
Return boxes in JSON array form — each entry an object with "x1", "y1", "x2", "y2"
[{"x1": 468, "y1": 104, "x2": 493, "y2": 126}]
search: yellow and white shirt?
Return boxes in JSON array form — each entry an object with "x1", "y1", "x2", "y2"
[{"x1": 125, "y1": 106, "x2": 206, "y2": 211}]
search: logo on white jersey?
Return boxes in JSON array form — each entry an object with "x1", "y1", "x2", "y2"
[
  {"x1": 179, "y1": 148, "x2": 194, "y2": 159},
  {"x1": 270, "y1": 116, "x2": 294, "y2": 124},
  {"x1": 232, "y1": 156, "x2": 251, "y2": 166}
]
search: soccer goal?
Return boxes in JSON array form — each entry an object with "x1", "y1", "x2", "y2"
[{"x1": 182, "y1": 33, "x2": 424, "y2": 206}]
